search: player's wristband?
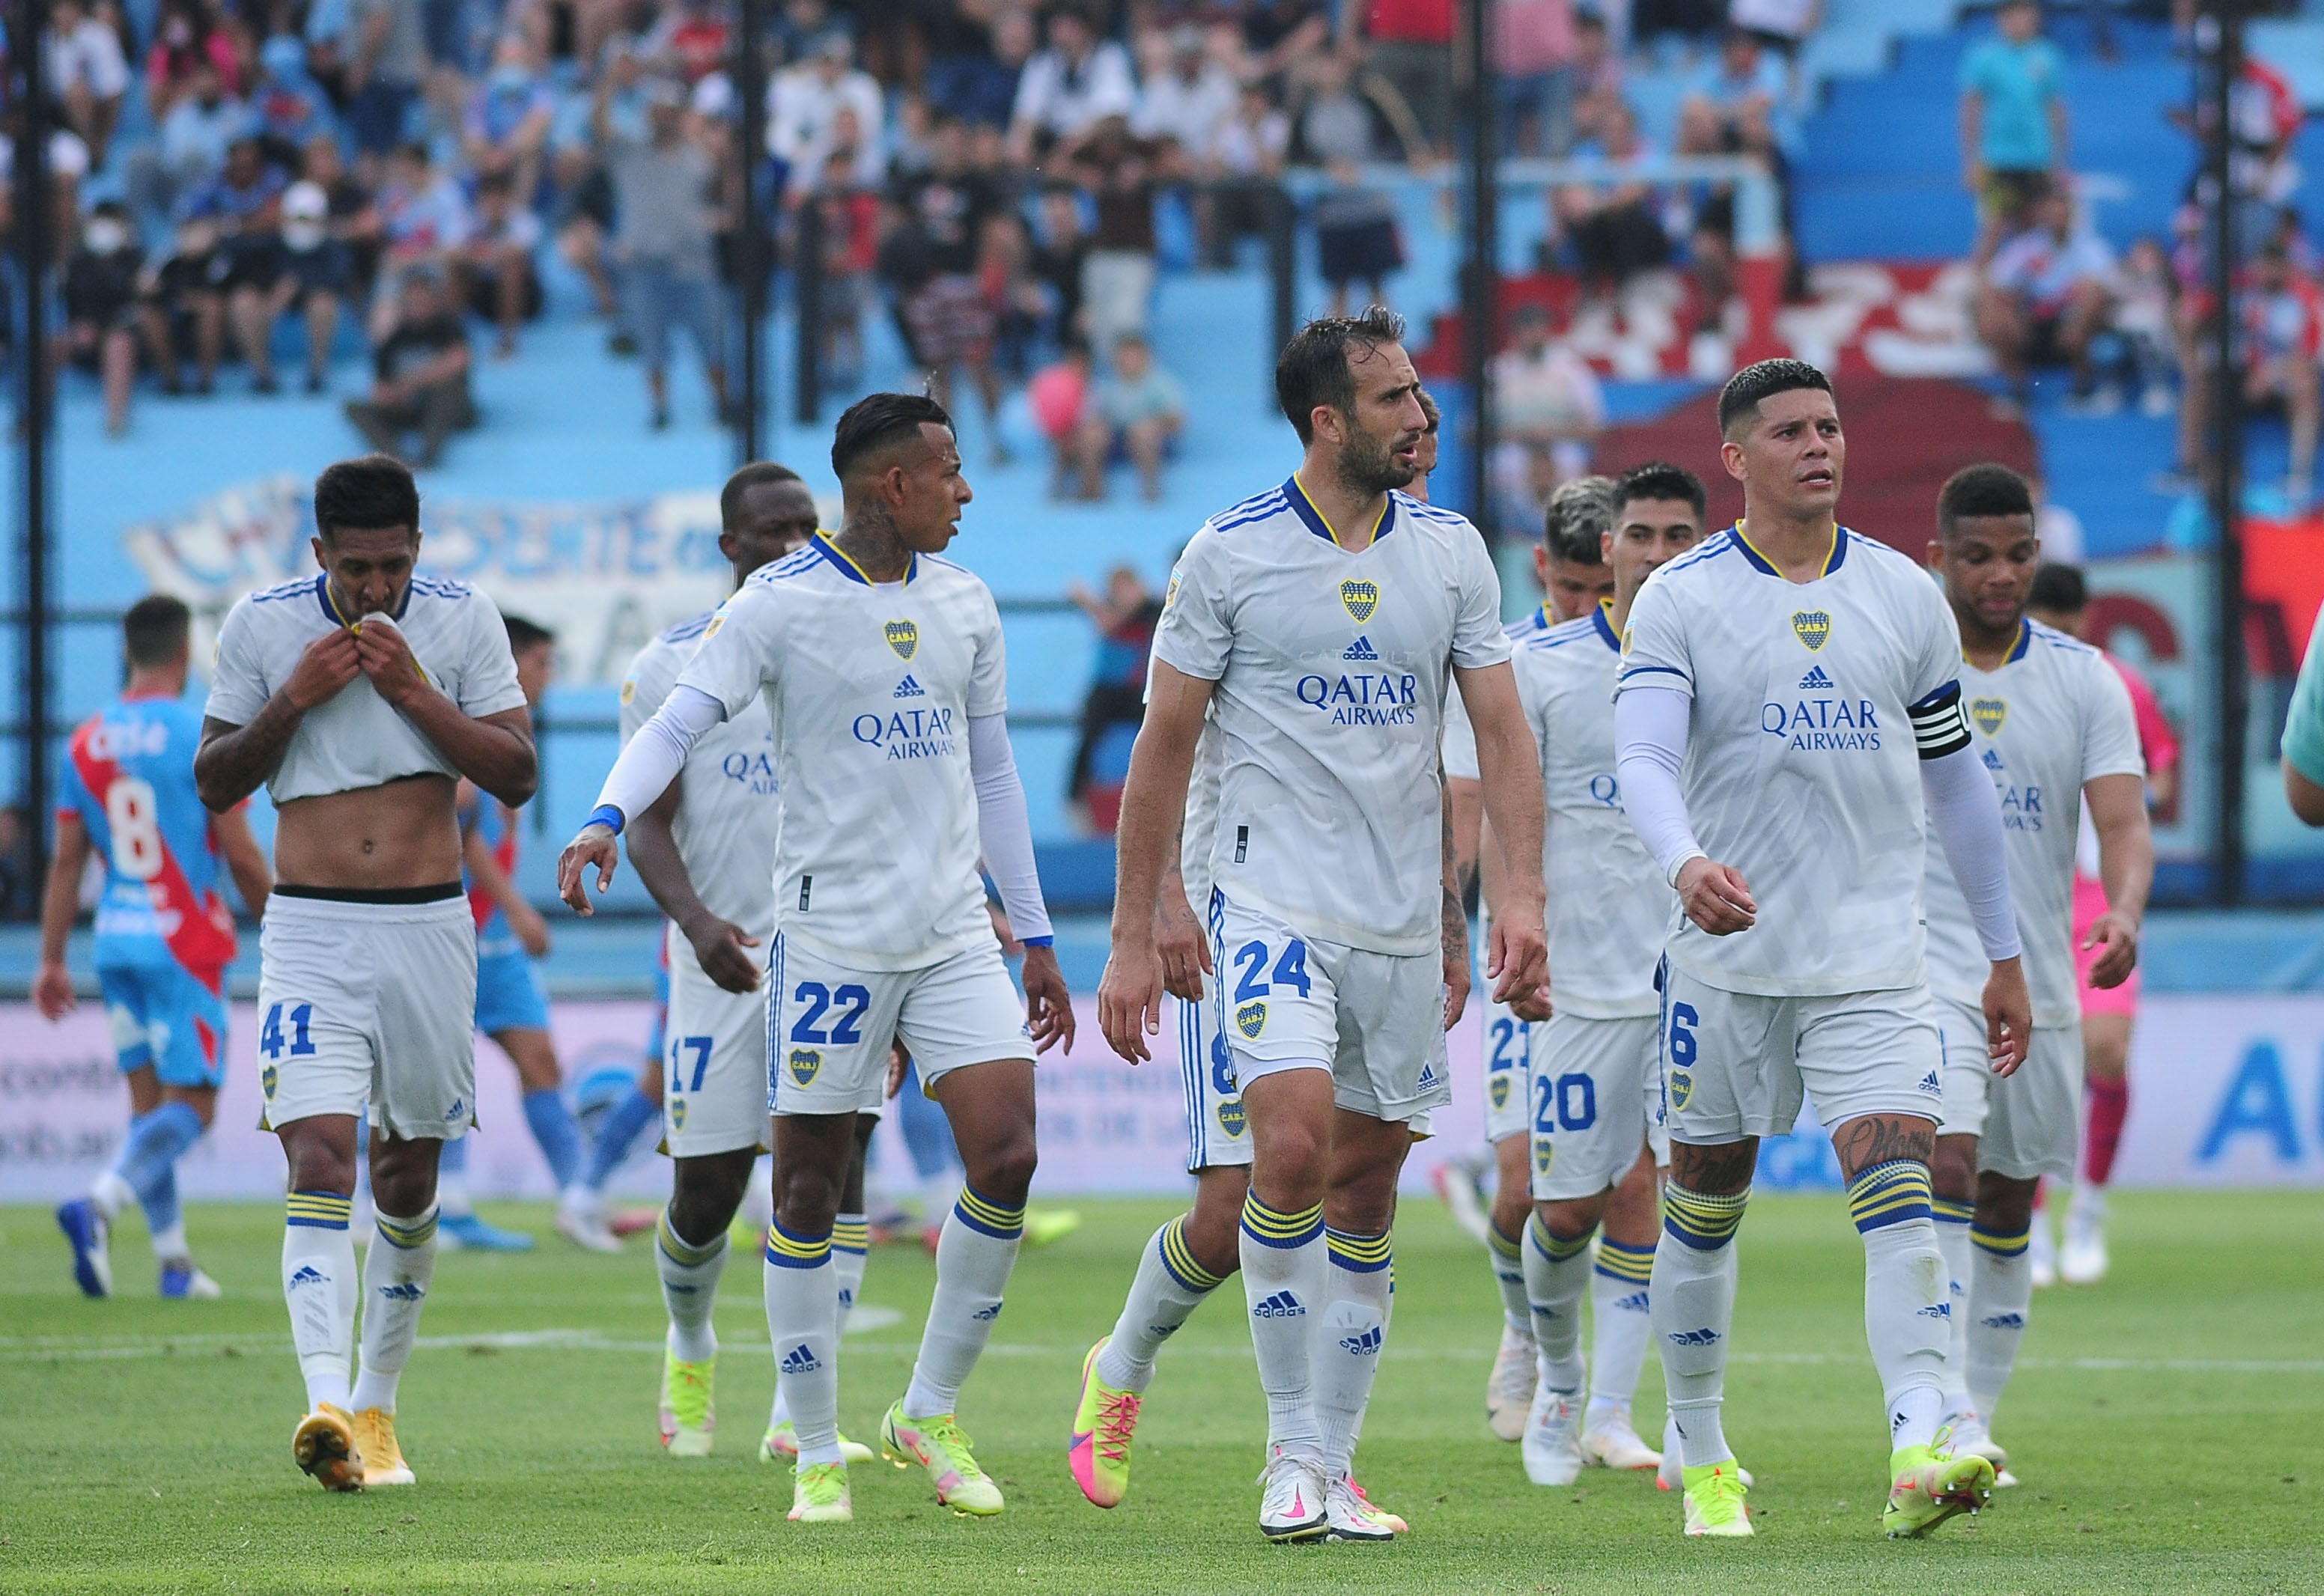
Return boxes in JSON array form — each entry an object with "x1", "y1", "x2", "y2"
[
  {"x1": 1020, "y1": 935, "x2": 1054, "y2": 948},
  {"x1": 586, "y1": 803, "x2": 626, "y2": 836}
]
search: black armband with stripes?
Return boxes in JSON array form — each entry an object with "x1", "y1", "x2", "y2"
[{"x1": 1908, "y1": 680, "x2": 1973, "y2": 761}]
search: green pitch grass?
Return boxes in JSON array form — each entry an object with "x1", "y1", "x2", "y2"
[{"x1": 1, "y1": 1191, "x2": 2318, "y2": 1595}]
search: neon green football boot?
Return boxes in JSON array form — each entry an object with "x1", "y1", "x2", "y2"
[
  {"x1": 658, "y1": 1350, "x2": 715, "y2": 1457},
  {"x1": 1682, "y1": 1460, "x2": 1753, "y2": 1537},
  {"x1": 788, "y1": 1461, "x2": 853, "y2": 1523},
  {"x1": 1068, "y1": 1338, "x2": 1142, "y2": 1508},
  {"x1": 882, "y1": 1400, "x2": 1005, "y2": 1515},
  {"x1": 1884, "y1": 1431, "x2": 1995, "y2": 1538}
]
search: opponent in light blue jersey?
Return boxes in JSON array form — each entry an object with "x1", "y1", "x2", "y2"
[
  {"x1": 43, "y1": 597, "x2": 271, "y2": 1300},
  {"x1": 450, "y1": 614, "x2": 603, "y2": 1252}
]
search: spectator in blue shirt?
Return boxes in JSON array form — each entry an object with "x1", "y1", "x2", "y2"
[
  {"x1": 249, "y1": 34, "x2": 336, "y2": 170},
  {"x1": 1679, "y1": 27, "x2": 1798, "y2": 163},
  {"x1": 463, "y1": 35, "x2": 559, "y2": 206},
  {"x1": 1959, "y1": 0, "x2": 2067, "y2": 259}
]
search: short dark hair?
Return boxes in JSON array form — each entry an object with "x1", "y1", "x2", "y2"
[
  {"x1": 503, "y1": 614, "x2": 556, "y2": 655},
  {"x1": 720, "y1": 460, "x2": 805, "y2": 532},
  {"x1": 831, "y1": 392, "x2": 954, "y2": 480},
  {"x1": 2028, "y1": 561, "x2": 2087, "y2": 615},
  {"x1": 1936, "y1": 463, "x2": 2035, "y2": 534},
  {"x1": 1544, "y1": 476, "x2": 1616, "y2": 565},
  {"x1": 1276, "y1": 305, "x2": 1406, "y2": 445},
  {"x1": 313, "y1": 454, "x2": 420, "y2": 542},
  {"x1": 1615, "y1": 460, "x2": 1707, "y2": 521},
  {"x1": 123, "y1": 595, "x2": 191, "y2": 668},
  {"x1": 1417, "y1": 386, "x2": 1441, "y2": 434},
  {"x1": 1718, "y1": 358, "x2": 1833, "y2": 439}
]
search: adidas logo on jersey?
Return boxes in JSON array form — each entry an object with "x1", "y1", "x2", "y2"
[
  {"x1": 1983, "y1": 747, "x2": 2007, "y2": 772},
  {"x1": 1667, "y1": 1327, "x2": 1721, "y2": 1347},
  {"x1": 1980, "y1": 1311, "x2": 2026, "y2": 1330},
  {"x1": 779, "y1": 1343, "x2": 822, "y2": 1375},
  {"x1": 288, "y1": 1266, "x2": 326, "y2": 1288},
  {"x1": 377, "y1": 1282, "x2": 427, "y2": 1303},
  {"x1": 1342, "y1": 635, "x2": 1380, "y2": 661},
  {"x1": 1252, "y1": 1291, "x2": 1306, "y2": 1320},
  {"x1": 971, "y1": 1303, "x2": 1004, "y2": 1321},
  {"x1": 1798, "y1": 663, "x2": 1834, "y2": 690},
  {"x1": 894, "y1": 674, "x2": 926, "y2": 698},
  {"x1": 1338, "y1": 1326, "x2": 1384, "y2": 1356},
  {"x1": 1917, "y1": 1070, "x2": 1941, "y2": 1095}
]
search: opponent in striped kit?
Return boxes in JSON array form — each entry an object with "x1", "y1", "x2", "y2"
[
  {"x1": 197, "y1": 454, "x2": 536, "y2": 1492},
  {"x1": 1441, "y1": 475, "x2": 1614, "y2": 1443},
  {"x1": 43, "y1": 597, "x2": 273, "y2": 1301},
  {"x1": 1099, "y1": 309, "x2": 1548, "y2": 1543},
  {"x1": 1611, "y1": 362, "x2": 2028, "y2": 1539},
  {"x1": 563, "y1": 395, "x2": 1071, "y2": 1526},
  {"x1": 1919, "y1": 466, "x2": 2150, "y2": 1487}
]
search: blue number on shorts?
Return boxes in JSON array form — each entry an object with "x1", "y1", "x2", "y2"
[
  {"x1": 672, "y1": 1035, "x2": 711, "y2": 1091},
  {"x1": 1209, "y1": 1032, "x2": 1236, "y2": 1096},
  {"x1": 1232, "y1": 941, "x2": 1270, "y2": 1001},
  {"x1": 259, "y1": 1002, "x2": 317, "y2": 1060},
  {"x1": 790, "y1": 982, "x2": 833, "y2": 1044},
  {"x1": 829, "y1": 984, "x2": 871, "y2": 1045},
  {"x1": 1667, "y1": 1002, "x2": 1700, "y2": 1068},
  {"x1": 1533, "y1": 1070, "x2": 1598, "y2": 1133},
  {"x1": 1557, "y1": 1073, "x2": 1597, "y2": 1131},
  {"x1": 1232, "y1": 938, "x2": 1312, "y2": 1002},
  {"x1": 1488, "y1": 1016, "x2": 1521, "y2": 1072}
]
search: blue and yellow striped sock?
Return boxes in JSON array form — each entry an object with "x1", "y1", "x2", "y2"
[
  {"x1": 285, "y1": 1190, "x2": 353, "y2": 1231},
  {"x1": 1095, "y1": 1213, "x2": 1230, "y2": 1392},
  {"x1": 282, "y1": 1190, "x2": 358, "y2": 1411},
  {"x1": 1319, "y1": 1227, "x2": 1392, "y2": 1475},
  {"x1": 764, "y1": 1217, "x2": 833, "y2": 1270},
  {"x1": 1239, "y1": 1191, "x2": 1324, "y2": 1251},
  {"x1": 1487, "y1": 1218, "x2": 1530, "y2": 1335},
  {"x1": 1971, "y1": 1222, "x2": 2030, "y2": 1259},
  {"x1": 1159, "y1": 1214, "x2": 1226, "y2": 1292},
  {"x1": 1593, "y1": 1235, "x2": 1655, "y2": 1286},
  {"x1": 904, "y1": 1188, "x2": 1027, "y2": 1419},
  {"x1": 1239, "y1": 1193, "x2": 1327, "y2": 1458},
  {"x1": 1846, "y1": 1160, "x2": 1934, "y2": 1234},
  {"x1": 1662, "y1": 1183, "x2": 1750, "y2": 1251},
  {"x1": 657, "y1": 1207, "x2": 729, "y2": 1364},
  {"x1": 952, "y1": 1185, "x2": 1026, "y2": 1241},
  {"x1": 374, "y1": 1205, "x2": 439, "y2": 1251}
]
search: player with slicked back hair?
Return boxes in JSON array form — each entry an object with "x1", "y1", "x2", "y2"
[
  {"x1": 561, "y1": 394, "x2": 1071, "y2": 1526},
  {"x1": 197, "y1": 451, "x2": 538, "y2": 1493},
  {"x1": 1611, "y1": 359, "x2": 2030, "y2": 1539}
]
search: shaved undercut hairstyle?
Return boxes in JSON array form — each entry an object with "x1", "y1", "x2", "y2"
[
  {"x1": 1276, "y1": 304, "x2": 1407, "y2": 444},
  {"x1": 1717, "y1": 358, "x2": 1834, "y2": 439},
  {"x1": 1544, "y1": 476, "x2": 1616, "y2": 565},
  {"x1": 1615, "y1": 460, "x2": 1708, "y2": 520},
  {"x1": 720, "y1": 460, "x2": 805, "y2": 530},
  {"x1": 1936, "y1": 463, "x2": 2035, "y2": 536},
  {"x1": 313, "y1": 454, "x2": 421, "y2": 542},
  {"x1": 831, "y1": 392, "x2": 954, "y2": 481},
  {"x1": 123, "y1": 595, "x2": 192, "y2": 668}
]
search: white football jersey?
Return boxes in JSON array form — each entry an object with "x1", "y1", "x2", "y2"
[
  {"x1": 1518, "y1": 603, "x2": 1668, "y2": 1018},
  {"x1": 1922, "y1": 618, "x2": 2144, "y2": 1024},
  {"x1": 1614, "y1": 526, "x2": 1971, "y2": 997},
  {"x1": 206, "y1": 571, "x2": 527, "y2": 805},
  {"x1": 1180, "y1": 721, "x2": 1223, "y2": 913},
  {"x1": 675, "y1": 535, "x2": 1011, "y2": 971},
  {"x1": 1441, "y1": 604, "x2": 1555, "y2": 782},
  {"x1": 1153, "y1": 476, "x2": 1510, "y2": 956},
  {"x1": 621, "y1": 612, "x2": 782, "y2": 939}
]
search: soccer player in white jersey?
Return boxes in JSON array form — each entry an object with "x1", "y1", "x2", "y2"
[
  {"x1": 1610, "y1": 360, "x2": 2032, "y2": 1540},
  {"x1": 1473, "y1": 463, "x2": 1706, "y2": 1487},
  {"x1": 611, "y1": 462, "x2": 834, "y2": 1458},
  {"x1": 1099, "y1": 308, "x2": 1549, "y2": 1544},
  {"x1": 195, "y1": 454, "x2": 537, "y2": 1491},
  {"x1": 1441, "y1": 475, "x2": 1616, "y2": 1443},
  {"x1": 1918, "y1": 464, "x2": 2151, "y2": 1486},
  {"x1": 559, "y1": 394, "x2": 1072, "y2": 1526}
]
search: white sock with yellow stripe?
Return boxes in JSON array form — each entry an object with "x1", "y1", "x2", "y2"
[
  {"x1": 283, "y1": 1190, "x2": 357, "y2": 1413},
  {"x1": 657, "y1": 1209, "x2": 728, "y2": 1365},
  {"x1": 350, "y1": 1204, "x2": 438, "y2": 1414},
  {"x1": 763, "y1": 1219, "x2": 840, "y2": 1465},
  {"x1": 1097, "y1": 1215, "x2": 1226, "y2": 1392},
  {"x1": 1652, "y1": 1181, "x2": 1749, "y2": 1469},
  {"x1": 1849, "y1": 1160, "x2": 1947, "y2": 1452},
  {"x1": 1586, "y1": 1234, "x2": 1656, "y2": 1430},
  {"x1": 1239, "y1": 1190, "x2": 1328, "y2": 1462},
  {"x1": 771, "y1": 1213, "x2": 869, "y2": 1429},
  {"x1": 902, "y1": 1187, "x2": 1023, "y2": 1420},
  {"x1": 1524, "y1": 1213, "x2": 1593, "y2": 1396},
  {"x1": 1315, "y1": 1226, "x2": 1392, "y2": 1478},
  {"x1": 1932, "y1": 1195, "x2": 1975, "y2": 1416},
  {"x1": 1966, "y1": 1222, "x2": 2034, "y2": 1422}
]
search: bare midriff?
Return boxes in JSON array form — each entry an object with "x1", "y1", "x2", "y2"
[{"x1": 273, "y1": 773, "x2": 463, "y2": 889}]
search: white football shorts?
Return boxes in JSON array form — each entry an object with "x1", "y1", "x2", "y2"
[
  {"x1": 1178, "y1": 990, "x2": 1251, "y2": 1170},
  {"x1": 1933, "y1": 995, "x2": 2080, "y2": 1181},
  {"x1": 1656, "y1": 960, "x2": 1944, "y2": 1145},
  {"x1": 255, "y1": 887, "x2": 478, "y2": 1142},
  {"x1": 1480, "y1": 994, "x2": 1533, "y2": 1145},
  {"x1": 768, "y1": 931, "x2": 1032, "y2": 1117},
  {"x1": 1208, "y1": 892, "x2": 1452, "y2": 1125},
  {"x1": 1529, "y1": 1011, "x2": 1667, "y2": 1201}
]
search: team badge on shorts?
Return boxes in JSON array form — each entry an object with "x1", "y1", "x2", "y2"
[
  {"x1": 1235, "y1": 999, "x2": 1267, "y2": 1040},
  {"x1": 1339, "y1": 579, "x2": 1379, "y2": 623},
  {"x1": 1791, "y1": 610, "x2": 1831, "y2": 651},
  {"x1": 1533, "y1": 1136, "x2": 1554, "y2": 1178},
  {"x1": 883, "y1": 620, "x2": 919, "y2": 660},
  {"x1": 788, "y1": 1047, "x2": 822, "y2": 1085},
  {"x1": 671, "y1": 1098, "x2": 688, "y2": 1130},
  {"x1": 261, "y1": 1064, "x2": 278, "y2": 1100},
  {"x1": 1490, "y1": 1073, "x2": 1511, "y2": 1110},
  {"x1": 1668, "y1": 1069, "x2": 1693, "y2": 1110},
  {"x1": 1218, "y1": 1097, "x2": 1247, "y2": 1139},
  {"x1": 1971, "y1": 697, "x2": 2008, "y2": 737}
]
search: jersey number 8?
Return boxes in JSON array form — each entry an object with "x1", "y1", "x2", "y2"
[{"x1": 105, "y1": 776, "x2": 165, "y2": 882}]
